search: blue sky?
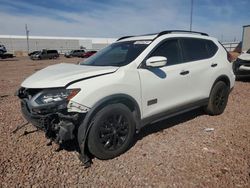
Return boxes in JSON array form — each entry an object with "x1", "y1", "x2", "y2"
[{"x1": 0, "y1": 0, "x2": 249, "y2": 42}]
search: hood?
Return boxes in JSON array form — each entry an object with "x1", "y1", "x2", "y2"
[
  {"x1": 21, "y1": 63, "x2": 119, "y2": 88},
  {"x1": 238, "y1": 53, "x2": 250, "y2": 61}
]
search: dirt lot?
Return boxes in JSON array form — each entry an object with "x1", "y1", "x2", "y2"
[{"x1": 0, "y1": 56, "x2": 249, "y2": 187}]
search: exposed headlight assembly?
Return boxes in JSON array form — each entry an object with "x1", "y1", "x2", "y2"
[{"x1": 35, "y1": 88, "x2": 80, "y2": 105}]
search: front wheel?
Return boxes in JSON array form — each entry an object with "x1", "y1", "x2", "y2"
[
  {"x1": 205, "y1": 81, "x2": 230, "y2": 115},
  {"x1": 87, "y1": 104, "x2": 136, "y2": 160}
]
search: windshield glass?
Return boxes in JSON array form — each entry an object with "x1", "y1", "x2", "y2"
[
  {"x1": 247, "y1": 49, "x2": 250, "y2": 54},
  {"x1": 80, "y1": 40, "x2": 151, "y2": 66}
]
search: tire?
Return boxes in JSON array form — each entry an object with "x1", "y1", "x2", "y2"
[
  {"x1": 205, "y1": 81, "x2": 230, "y2": 115},
  {"x1": 87, "y1": 103, "x2": 136, "y2": 160}
]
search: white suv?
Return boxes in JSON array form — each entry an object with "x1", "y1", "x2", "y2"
[{"x1": 17, "y1": 30, "x2": 235, "y2": 167}]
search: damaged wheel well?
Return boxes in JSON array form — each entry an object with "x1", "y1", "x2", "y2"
[
  {"x1": 77, "y1": 94, "x2": 141, "y2": 165},
  {"x1": 84, "y1": 94, "x2": 141, "y2": 131}
]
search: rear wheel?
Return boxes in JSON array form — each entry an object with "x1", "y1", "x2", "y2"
[
  {"x1": 87, "y1": 104, "x2": 136, "y2": 160},
  {"x1": 205, "y1": 81, "x2": 230, "y2": 115}
]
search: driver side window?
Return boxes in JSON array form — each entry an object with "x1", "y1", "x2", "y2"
[{"x1": 149, "y1": 39, "x2": 181, "y2": 66}]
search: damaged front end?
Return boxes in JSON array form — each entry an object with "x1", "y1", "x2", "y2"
[{"x1": 17, "y1": 87, "x2": 86, "y2": 144}]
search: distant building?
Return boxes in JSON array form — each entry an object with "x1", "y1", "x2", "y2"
[
  {"x1": 0, "y1": 35, "x2": 116, "y2": 53},
  {"x1": 242, "y1": 25, "x2": 250, "y2": 51}
]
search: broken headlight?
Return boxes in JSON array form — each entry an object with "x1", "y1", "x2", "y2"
[{"x1": 35, "y1": 89, "x2": 80, "y2": 104}]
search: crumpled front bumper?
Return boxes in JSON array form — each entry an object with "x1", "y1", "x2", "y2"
[
  {"x1": 17, "y1": 88, "x2": 91, "y2": 167},
  {"x1": 21, "y1": 99, "x2": 49, "y2": 129},
  {"x1": 19, "y1": 96, "x2": 84, "y2": 143}
]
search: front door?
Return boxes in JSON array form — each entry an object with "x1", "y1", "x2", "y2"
[{"x1": 138, "y1": 39, "x2": 194, "y2": 119}]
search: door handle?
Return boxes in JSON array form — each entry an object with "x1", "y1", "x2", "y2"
[
  {"x1": 211, "y1": 63, "x2": 218, "y2": 67},
  {"x1": 180, "y1": 70, "x2": 189, "y2": 75}
]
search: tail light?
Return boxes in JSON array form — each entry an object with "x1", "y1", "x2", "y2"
[{"x1": 227, "y1": 52, "x2": 234, "y2": 62}]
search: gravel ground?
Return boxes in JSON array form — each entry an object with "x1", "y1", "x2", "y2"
[{"x1": 0, "y1": 56, "x2": 249, "y2": 187}]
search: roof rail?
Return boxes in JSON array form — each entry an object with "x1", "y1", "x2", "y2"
[
  {"x1": 157, "y1": 30, "x2": 209, "y2": 37},
  {"x1": 116, "y1": 30, "x2": 209, "y2": 42},
  {"x1": 117, "y1": 33, "x2": 159, "y2": 41},
  {"x1": 117, "y1": 36, "x2": 134, "y2": 41}
]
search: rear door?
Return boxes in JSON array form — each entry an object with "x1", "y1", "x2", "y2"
[{"x1": 179, "y1": 38, "x2": 219, "y2": 99}]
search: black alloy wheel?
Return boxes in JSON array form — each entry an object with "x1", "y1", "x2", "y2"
[
  {"x1": 205, "y1": 81, "x2": 230, "y2": 115},
  {"x1": 213, "y1": 87, "x2": 227, "y2": 111},
  {"x1": 98, "y1": 114, "x2": 129, "y2": 151},
  {"x1": 87, "y1": 104, "x2": 136, "y2": 160}
]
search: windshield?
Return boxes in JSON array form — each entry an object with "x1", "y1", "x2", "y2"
[
  {"x1": 247, "y1": 49, "x2": 250, "y2": 54},
  {"x1": 80, "y1": 41, "x2": 151, "y2": 66}
]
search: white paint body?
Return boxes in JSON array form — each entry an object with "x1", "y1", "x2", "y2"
[{"x1": 21, "y1": 33, "x2": 235, "y2": 119}]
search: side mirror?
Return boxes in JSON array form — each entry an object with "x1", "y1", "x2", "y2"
[{"x1": 146, "y1": 56, "x2": 167, "y2": 68}]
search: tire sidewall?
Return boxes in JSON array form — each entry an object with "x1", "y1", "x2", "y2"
[
  {"x1": 87, "y1": 104, "x2": 136, "y2": 160},
  {"x1": 207, "y1": 81, "x2": 230, "y2": 115}
]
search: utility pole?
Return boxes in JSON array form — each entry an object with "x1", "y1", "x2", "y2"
[
  {"x1": 190, "y1": 0, "x2": 194, "y2": 31},
  {"x1": 25, "y1": 24, "x2": 29, "y2": 53},
  {"x1": 221, "y1": 34, "x2": 224, "y2": 43}
]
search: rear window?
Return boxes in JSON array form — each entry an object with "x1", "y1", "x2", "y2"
[
  {"x1": 206, "y1": 40, "x2": 218, "y2": 57},
  {"x1": 181, "y1": 38, "x2": 218, "y2": 62}
]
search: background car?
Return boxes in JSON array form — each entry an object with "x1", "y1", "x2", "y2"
[
  {"x1": 64, "y1": 49, "x2": 85, "y2": 58},
  {"x1": 0, "y1": 44, "x2": 7, "y2": 54},
  {"x1": 28, "y1": 51, "x2": 41, "y2": 56},
  {"x1": 80, "y1": 50, "x2": 97, "y2": 58},
  {"x1": 233, "y1": 48, "x2": 250, "y2": 78},
  {"x1": 30, "y1": 49, "x2": 59, "y2": 60},
  {"x1": 0, "y1": 44, "x2": 14, "y2": 59}
]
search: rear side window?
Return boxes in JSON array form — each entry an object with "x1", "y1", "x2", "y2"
[
  {"x1": 206, "y1": 40, "x2": 218, "y2": 57},
  {"x1": 149, "y1": 39, "x2": 182, "y2": 66},
  {"x1": 181, "y1": 38, "x2": 218, "y2": 62}
]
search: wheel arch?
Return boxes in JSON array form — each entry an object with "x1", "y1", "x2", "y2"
[
  {"x1": 77, "y1": 94, "x2": 141, "y2": 158},
  {"x1": 89, "y1": 94, "x2": 141, "y2": 122},
  {"x1": 212, "y1": 75, "x2": 231, "y2": 90}
]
